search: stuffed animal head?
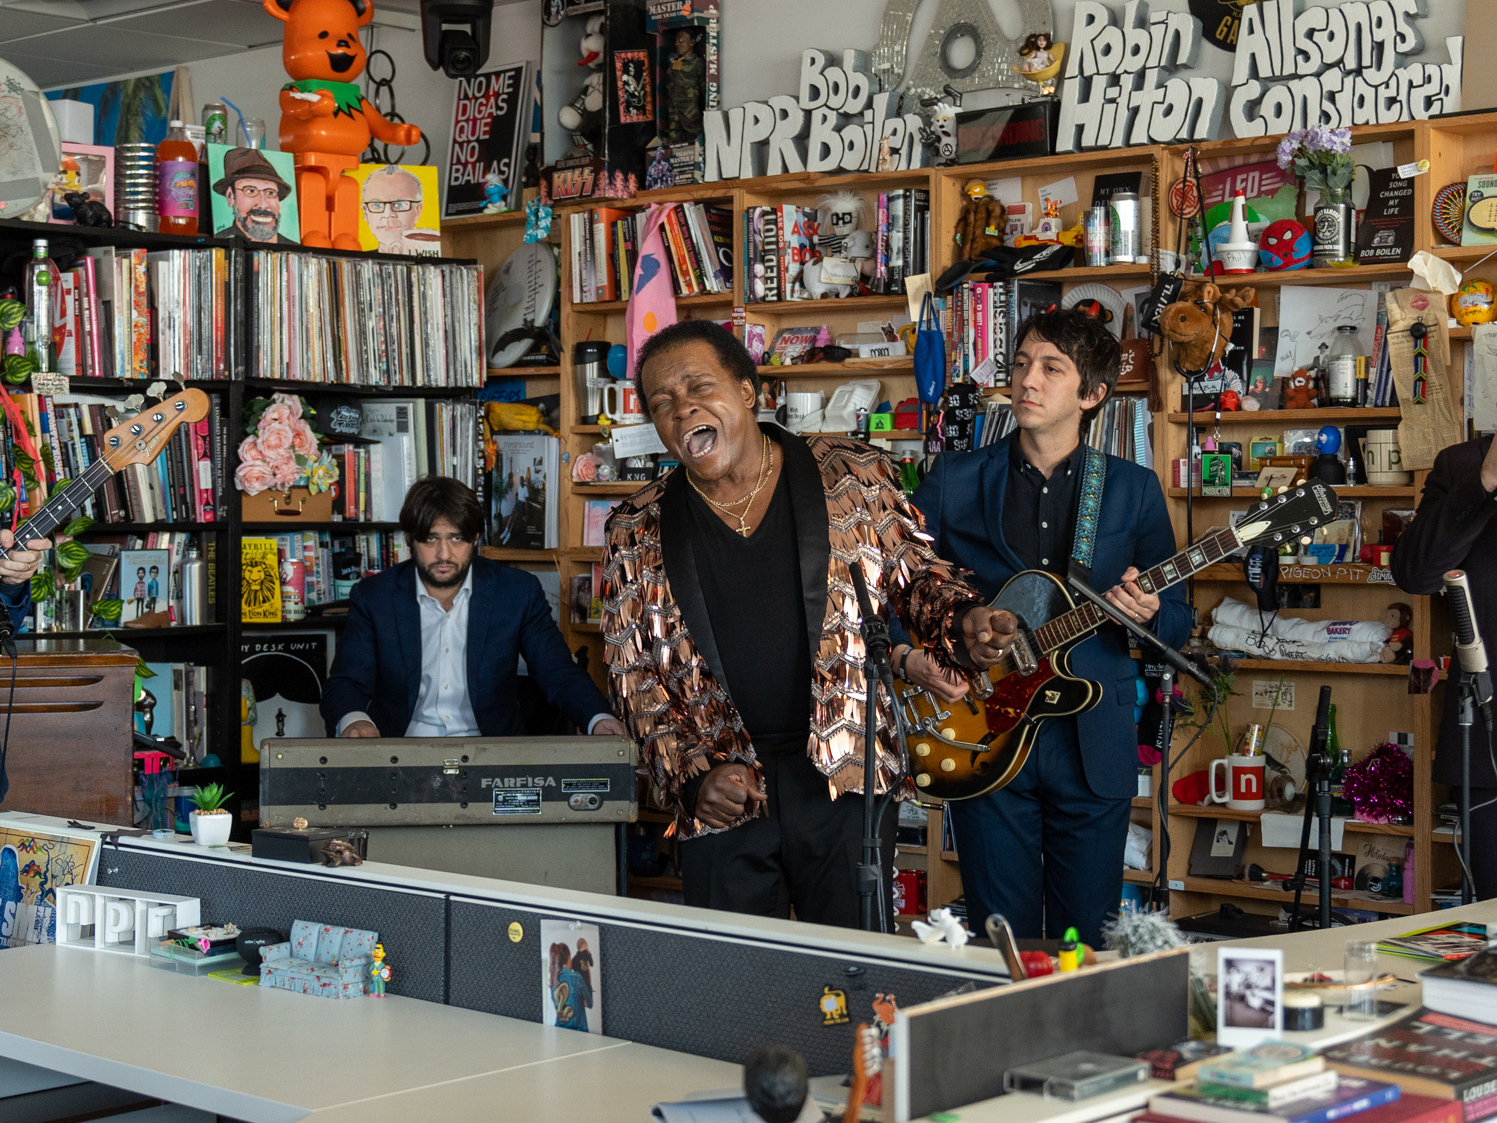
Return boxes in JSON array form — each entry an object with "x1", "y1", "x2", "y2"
[
  {"x1": 578, "y1": 15, "x2": 605, "y2": 70},
  {"x1": 265, "y1": 0, "x2": 373, "y2": 82},
  {"x1": 1158, "y1": 283, "x2": 1252, "y2": 371},
  {"x1": 1282, "y1": 369, "x2": 1318, "y2": 408}
]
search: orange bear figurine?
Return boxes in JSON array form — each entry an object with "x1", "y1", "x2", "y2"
[{"x1": 264, "y1": 0, "x2": 422, "y2": 250}]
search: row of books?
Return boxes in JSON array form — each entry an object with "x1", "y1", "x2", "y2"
[
  {"x1": 570, "y1": 203, "x2": 733, "y2": 303},
  {"x1": 333, "y1": 399, "x2": 481, "y2": 522},
  {"x1": 27, "y1": 533, "x2": 212, "y2": 633},
  {"x1": 743, "y1": 190, "x2": 930, "y2": 303},
  {"x1": 0, "y1": 393, "x2": 224, "y2": 526},
  {"x1": 239, "y1": 531, "x2": 412, "y2": 624},
  {"x1": 568, "y1": 561, "x2": 605, "y2": 626},
  {"x1": 1086, "y1": 395, "x2": 1153, "y2": 468},
  {"x1": 247, "y1": 252, "x2": 483, "y2": 387},
  {"x1": 941, "y1": 278, "x2": 1064, "y2": 388},
  {"x1": 44, "y1": 246, "x2": 235, "y2": 382}
]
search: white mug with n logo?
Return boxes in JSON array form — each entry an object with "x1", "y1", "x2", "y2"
[{"x1": 1210, "y1": 754, "x2": 1267, "y2": 812}]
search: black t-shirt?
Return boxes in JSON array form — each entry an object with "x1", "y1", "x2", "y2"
[{"x1": 686, "y1": 468, "x2": 812, "y2": 751}]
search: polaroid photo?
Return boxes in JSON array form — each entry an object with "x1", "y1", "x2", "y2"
[{"x1": 1218, "y1": 946, "x2": 1284, "y2": 1047}]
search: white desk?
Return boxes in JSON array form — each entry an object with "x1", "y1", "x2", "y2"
[
  {"x1": 920, "y1": 900, "x2": 1497, "y2": 1123},
  {"x1": 0, "y1": 945, "x2": 737, "y2": 1122}
]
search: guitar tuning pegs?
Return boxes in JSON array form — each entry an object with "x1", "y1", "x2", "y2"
[
  {"x1": 1300, "y1": 535, "x2": 1312, "y2": 545},
  {"x1": 1276, "y1": 486, "x2": 1289, "y2": 494}
]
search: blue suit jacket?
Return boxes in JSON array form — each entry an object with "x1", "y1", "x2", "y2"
[
  {"x1": 320, "y1": 557, "x2": 610, "y2": 737},
  {"x1": 0, "y1": 582, "x2": 28, "y2": 635},
  {"x1": 904, "y1": 435, "x2": 1190, "y2": 799}
]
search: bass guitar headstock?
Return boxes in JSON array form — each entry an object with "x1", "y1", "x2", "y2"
[{"x1": 98, "y1": 389, "x2": 210, "y2": 469}]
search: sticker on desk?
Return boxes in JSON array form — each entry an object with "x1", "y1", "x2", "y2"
[
  {"x1": 561, "y1": 778, "x2": 610, "y2": 793},
  {"x1": 492, "y1": 789, "x2": 543, "y2": 815},
  {"x1": 542, "y1": 918, "x2": 601, "y2": 1034},
  {"x1": 819, "y1": 986, "x2": 850, "y2": 1026}
]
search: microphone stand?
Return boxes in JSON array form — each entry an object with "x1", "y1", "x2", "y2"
[
  {"x1": 1290, "y1": 686, "x2": 1334, "y2": 932},
  {"x1": 1066, "y1": 576, "x2": 1216, "y2": 909},
  {"x1": 848, "y1": 561, "x2": 902, "y2": 934},
  {"x1": 1458, "y1": 673, "x2": 1477, "y2": 904}
]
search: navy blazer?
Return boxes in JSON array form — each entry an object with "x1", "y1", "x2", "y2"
[
  {"x1": 901, "y1": 435, "x2": 1191, "y2": 799},
  {"x1": 321, "y1": 557, "x2": 610, "y2": 738}
]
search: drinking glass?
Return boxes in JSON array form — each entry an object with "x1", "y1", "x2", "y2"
[
  {"x1": 1343, "y1": 939, "x2": 1379, "y2": 1020},
  {"x1": 238, "y1": 117, "x2": 267, "y2": 149}
]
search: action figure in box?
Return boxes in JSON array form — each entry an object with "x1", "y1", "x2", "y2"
[
  {"x1": 662, "y1": 27, "x2": 704, "y2": 144},
  {"x1": 558, "y1": 15, "x2": 607, "y2": 153}
]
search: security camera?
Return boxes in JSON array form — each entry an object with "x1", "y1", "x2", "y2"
[{"x1": 420, "y1": 0, "x2": 491, "y2": 79}]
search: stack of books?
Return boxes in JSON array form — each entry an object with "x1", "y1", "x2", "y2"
[
  {"x1": 1376, "y1": 922, "x2": 1488, "y2": 964},
  {"x1": 570, "y1": 203, "x2": 731, "y2": 303},
  {"x1": 1145, "y1": 1043, "x2": 1411, "y2": 1123},
  {"x1": 938, "y1": 278, "x2": 1062, "y2": 388}
]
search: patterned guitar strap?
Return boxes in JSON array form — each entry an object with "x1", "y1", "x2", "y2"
[{"x1": 1067, "y1": 445, "x2": 1107, "y2": 585}]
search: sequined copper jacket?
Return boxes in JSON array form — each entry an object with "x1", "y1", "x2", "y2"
[{"x1": 601, "y1": 429, "x2": 985, "y2": 840}]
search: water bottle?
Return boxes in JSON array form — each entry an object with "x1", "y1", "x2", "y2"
[{"x1": 180, "y1": 542, "x2": 207, "y2": 625}]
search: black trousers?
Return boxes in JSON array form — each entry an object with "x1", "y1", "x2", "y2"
[{"x1": 679, "y1": 747, "x2": 897, "y2": 929}]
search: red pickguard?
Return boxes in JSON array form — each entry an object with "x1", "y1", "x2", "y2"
[{"x1": 983, "y1": 658, "x2": 1056, "y2": 737}]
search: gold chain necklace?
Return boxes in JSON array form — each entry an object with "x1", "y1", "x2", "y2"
[{"x1": 687, "y1": 434, "x2": 771, "y2": 537}]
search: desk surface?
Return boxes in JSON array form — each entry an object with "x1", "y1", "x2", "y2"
[
  {"x1": 0, "y1": 945, "x2": 736, "y2": 1123},
  {"x1": 918, "y1": 899, "x2": 1497, "y2": 1123}
]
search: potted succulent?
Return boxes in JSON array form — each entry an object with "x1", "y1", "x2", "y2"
[{"x1": 189, "y1": 782, "x2": 234, "y2": 846}]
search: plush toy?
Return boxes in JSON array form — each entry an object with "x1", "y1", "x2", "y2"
[
  {"x1": 1281, "y1": 369, "x2": 1319, "y2": 409},
  {"x1": 1380, "y1": 602, "x2": 1414, "y2": 664},
  {"x1": 1157, "y1": 283, "x2": 1253, "y2": 373},
  {"x1": 557, "y1": 15, "x2": 606, "y2": 153},
  {"x1": 953, "y1": 182, "x2": 1006, "y2": 262},
  {"x1": 266, "y1": 0, "x2": 422, "y2": 251},
  {"x1": 1259, "y1": 219, "x2": 1311, "y2": 271},
  {"x1": 919, "y1": 101, "x2": 958, "y2": 166},
  {"x1": 804, "y1": 191, "x2": 874, "y2": 299}
]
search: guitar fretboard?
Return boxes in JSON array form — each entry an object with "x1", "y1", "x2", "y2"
[
  {"x1": 0, "y1": 455, "x2": 117, "y2": 561},
  {"x1": 993, "y1": 523, "x2": 1242, "y2": 674}
]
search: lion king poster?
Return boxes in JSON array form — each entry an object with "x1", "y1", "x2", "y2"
[{"x1": 346, "y1": 163, "x2": 442, "y2": 256}]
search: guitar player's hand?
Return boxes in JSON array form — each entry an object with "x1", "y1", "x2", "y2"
[
  {"x1": 899, "y1": 647, "x2": 968, "y2": 703},
  {"x1": 1105, "y1": 566, "x2": 1160, "y2": 624},
  {"x1": 693, "y1": 763, "x2": 767, "y2": 828},
  {"x1": 0, "y1": 530, "x2": 48, "y2": 585},
  {"x1": 962, "y1": 606, "x2": 1018, "y2": 666}
]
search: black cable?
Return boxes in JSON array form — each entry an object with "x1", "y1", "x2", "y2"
[{"x1": 1153, "y1": 685, "x2": 1220, "y2": 903}]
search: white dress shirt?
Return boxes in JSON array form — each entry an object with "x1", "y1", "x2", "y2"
[{"x1": 336, "y1": 567, "x2": 611, "y2": 736}]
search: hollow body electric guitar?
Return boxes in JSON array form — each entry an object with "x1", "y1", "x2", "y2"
[
  {"x1": 895, "y1": 481, "x2": 1339, "y2": 801},
  {"x1": 0, "y1": 388, "x2": 210, "y2": 564}
]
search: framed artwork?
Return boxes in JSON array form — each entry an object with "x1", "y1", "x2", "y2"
[
  {"x1": 1217, "y1": 946, "x2": 1284, "y2": 1047},
  {"x1": 0, "y1": 823, "x2": 100, "y2": 948},
  {"x1": 47, "y1": 143, "x2": 112, "y2": 224},
  {"x1": 346, "y1": 164, "x2": 442, "y2": 256},
  {"x1": 613, "y1": 49, "x2": 653, "y2": 124},
  {"x1": 119, "y1": 548, "x2": 169, "y2": 624},
  {"x1": 207, "y1": 144, "x2": 299, "y2": 244}
]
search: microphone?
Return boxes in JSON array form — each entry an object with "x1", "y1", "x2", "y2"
[{"x1": 1444, "y1": 570, "x2": 1494, "y2": 724}]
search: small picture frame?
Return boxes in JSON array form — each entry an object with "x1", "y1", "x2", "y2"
[
  {"x1": 1218, "y1": 946, "x2": 1284, "y2": 1047},
  {"x1": 1255, "y1": 466, "x2": 1299, "y2": 491}
]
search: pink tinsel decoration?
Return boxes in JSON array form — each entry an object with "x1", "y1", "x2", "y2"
[{"x1": 1344, "y1": 744, "x2": 1414, "y2": 823}]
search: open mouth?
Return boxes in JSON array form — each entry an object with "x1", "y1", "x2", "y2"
[
  {"x1": 327, "y1": 51, "x2": 357, "y2": 73},
  {"x1": 682, "y1": 424, "x2": 718, "y2": 460}
]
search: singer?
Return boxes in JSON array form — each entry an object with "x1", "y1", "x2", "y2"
[
  {"x1": 1390, "y1": 434, "x2": 1497, "y2": 897},
  {"x1": 891, "y1": 308, "x2": 1190, "y2": 945},
  {"x1": 601, "y1": 321, "x2": 1013, "y2": 927}
]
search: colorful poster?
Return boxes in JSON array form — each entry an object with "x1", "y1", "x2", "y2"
[
  {"x1": 207, "y1": 144, "x2": 300, "y2": 245},
  {"x1": 47, "y1": 73, "x2": 174, "y2": 147},
  {"x1": 541, "y1": 919, "x2": 600, "y2": 1034},
  {"x1": 47, "y1": 142, "x2": 112, "y2": 224},
  {"x1": 238, "y1": 634, "x2": 328, "y2": 747},
  {"x1": 240, "y1": 538, "x2": 282, "y2": 624},
  {"x1": 0, "y1": 823, "x2": 100, "y2": 949},
  {"x1": 346, "y1": 164, "x2": 442, "y2": 256},
  {"x1": 444, "y1": 63, "x2": 530, "y2": 220}
]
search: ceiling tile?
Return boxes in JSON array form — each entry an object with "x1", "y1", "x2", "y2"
[
  {"x1": 3, "y1": 52, "x2": 120, "y2": 87},
  {"x1": 8, "y1": 23, "x2": 247, "y2": 67},
  {"x1": 110, "y1": 0, "x2": 282, "y2": 48},
  {"x1": 0, "y1": 9, "x2": 87, "y2": 40}
]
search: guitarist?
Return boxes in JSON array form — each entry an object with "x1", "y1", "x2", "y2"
[{"x1": 893, "y1": 308, "x2": 1189, "y2": 945}]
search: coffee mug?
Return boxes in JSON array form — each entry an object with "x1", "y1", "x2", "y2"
[
  {"x1": 786, "y1": 391, "x2": 826, "y2": 434},
  {"x1": 1210, "y1": 754, "x2": 1267, "y2": 811},
  {"x1": 602, "y1": 380, "x2": 645, "y2": 423},
  {"x1": 1362, "y1": 430, "x2": 1411, "y2": 485}
]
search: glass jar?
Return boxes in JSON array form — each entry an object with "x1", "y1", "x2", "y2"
[
  {"x1": 1326, "y1": 324, "x2": 1362, "y2": 407},
  {"x1": 1313, "y1": 186, "x2": 1356, "y2": 268}
]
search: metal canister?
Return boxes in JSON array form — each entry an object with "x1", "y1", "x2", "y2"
[
  {"x1": 1085, "y1": 204, "x2": 1110, "y2": 267},
  {"x1": 202, "y1": 102, "x2": 228, "y2": 146},
  {"x1": 573, "y1": 341, "x2": 610, "y2": 423},
  {"x1": 180, "y1": 542, "x2": 208, "y2": 626},
  {"x1": 1109, "y1": 191, "x2": 1140, "y2": 263}
]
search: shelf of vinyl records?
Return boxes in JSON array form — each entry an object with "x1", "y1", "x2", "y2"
[{"x1": 0, "y1": 218, "x2": 485, "y2": 771}]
